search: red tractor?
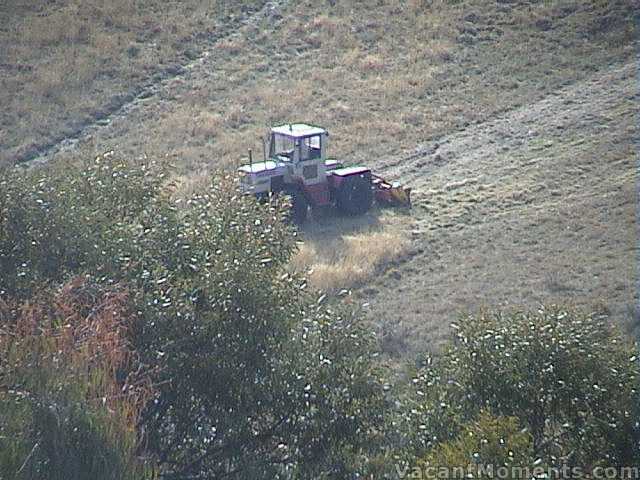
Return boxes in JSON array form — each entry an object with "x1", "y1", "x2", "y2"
[{"x1": 238, "y1": 123, "x2": 410, "y2": 222}]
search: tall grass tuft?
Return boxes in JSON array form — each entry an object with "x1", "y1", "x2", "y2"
[{"x1": 0, "y1": 277, "x2": 154, "y2": 480}]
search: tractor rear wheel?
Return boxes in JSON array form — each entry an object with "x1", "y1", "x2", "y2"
[
  {"x1": 336, "y1": 174, "x2": 373, "y2": 215},
  {"x1": 286, "y1": 188, "x2": 308, "y2": 224}
]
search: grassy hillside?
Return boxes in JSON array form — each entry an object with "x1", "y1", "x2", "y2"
[
  {"x1": 33, "y1": 0, "x2": 634, "y2": 169},
  {"x1": 364, "y1": 61, "x2": 639, "y2": 356},
  {"x1": 1, "y1": 0, "x2": 637, "y2": 358},
  {"x1": 0, "y1": 0, "x2": 265, "y2": 165},
  {"x1": 2, "y1": 0, "x2": 635, "y2": 168}
]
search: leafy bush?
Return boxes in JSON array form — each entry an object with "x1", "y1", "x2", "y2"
[
  {"x1": 6, "y1": 155, "x2": 636, "y2": 478},
  {"x1": 419, "y1": 412, "x2": 535, "y2": 477},
  {"x1": 407, "y1": 307, "x2": 640, "y2": 468},
  {"x1": 0, "y1": 156, "x2": 165, "y2": 298},
  {"x1": 0, "y1": 155, "x2": 386, "y2": 478},
  {"x1": 119, "y1": 170, "x2": 385, "y2": 478}
]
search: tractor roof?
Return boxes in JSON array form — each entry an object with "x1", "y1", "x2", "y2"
[{"x1": 271, "y1": 123, "x2": 326, "y2": 138}]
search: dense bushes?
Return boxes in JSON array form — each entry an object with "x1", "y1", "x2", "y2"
[
  {"x1": 0, "y1": 156, "x2": 165, "y2": 298},
  {"x1": 1, "y1": 157, "x2": 638, "y2": 478},
  {"x1": 406, "y1": 307, "x2": 640, "y2": 471},
  {"x1": 0, "y1": 156, "x2": 385, "y2": 479}
]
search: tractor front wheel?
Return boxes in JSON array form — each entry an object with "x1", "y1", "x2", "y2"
[
  {"x1": 336, "y1": 174, "x2": 373, "y2": 215},
  {"x1": 286, "y1": 188, "x2": 308, "y2": 224}
]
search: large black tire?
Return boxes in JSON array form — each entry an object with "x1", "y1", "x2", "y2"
[
  {"x1": 286, "y1": 188, "x2": 308, "y2": 224},
  {"x1": 336, "y1": 173, "x2": 373, "y2": 215}
]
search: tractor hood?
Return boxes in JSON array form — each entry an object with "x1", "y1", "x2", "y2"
[{"x1": 238, "y1": 160, "x2": 286, "y2": 176}]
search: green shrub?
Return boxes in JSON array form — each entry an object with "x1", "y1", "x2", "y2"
[
  {"x1": 419, "y1": 412, "x2": 536, "y2": 478},
  {"x1": 0, "y1": 155, "x2": 386, "y2": 478},
  {"x1": 121, "y1": 170, "x2": 385, "y2": 479},
  {"x1": 408, "y1": 306, "x2": 640, "y2": 468},
  {"x1": 0, "y1": 157, "x2": 165, "y2": 299}
]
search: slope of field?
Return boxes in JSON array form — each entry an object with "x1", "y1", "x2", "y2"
[
  {"x1": 365, "y1": 61, "x2": 639, "y2": 357},
  {"x1": 2, "y1": 0, "x2": 637, "y2": 359},
  {"x1": 13, "y1": 0, "x2": 635, "y2": 170},
  {"x1": 0, "y1": 0, "x2": 267, "y2": 165}
]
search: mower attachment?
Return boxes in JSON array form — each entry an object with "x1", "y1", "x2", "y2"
[{"x1": 372, "y1": 174, "x2": 412, "y2": 208}]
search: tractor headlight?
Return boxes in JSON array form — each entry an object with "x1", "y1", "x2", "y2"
[
  {"x1": 237, "y1": 172, "x2": 253, "y2": 193},
  {"x1": 238, "y1": 171, "x2": 252, "y2": 184}
]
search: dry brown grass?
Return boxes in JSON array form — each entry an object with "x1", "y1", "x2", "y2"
[
  {"x1": 290, "y1": 210, "x2": 411, "y2": 292},
  {"x1": 2, "y1": 0, "x2": 634, "y2": 170},
  {"x1": 88, "y1": 0, "x2": 633, "y2": 175},
  {"x1": 0, "y1": 0, "x2": 264, "y2": 165}
]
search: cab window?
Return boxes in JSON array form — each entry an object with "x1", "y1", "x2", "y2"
[
  {"x1": 270, "y1": 134, "x2": 295, "y2": 159},
  {"x1": 299, "y1": 135, "x2": 321, "y2": 161}
]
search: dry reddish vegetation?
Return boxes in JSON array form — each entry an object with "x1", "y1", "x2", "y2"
[
  {"x1": 0, "y1": 277, "x2": 149, "y2": 421},
  {"x1": 0, "y1": 277, "x2": 151, "y2": 477}
]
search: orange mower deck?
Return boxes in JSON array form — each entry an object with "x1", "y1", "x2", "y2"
[{"x1": 372, "y1": 173, "x2": 412, "y2": 208}]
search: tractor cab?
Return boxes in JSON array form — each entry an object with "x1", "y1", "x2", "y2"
[
  {"x1": 238, "y1": 123, "x2": 333, "y2": 199},
  {"x1": 266, "y1": 124, "x2": 331, "y2": 203},
  {"x1": 268, "y1": 123, "x2": 327, "y2": 163}
]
